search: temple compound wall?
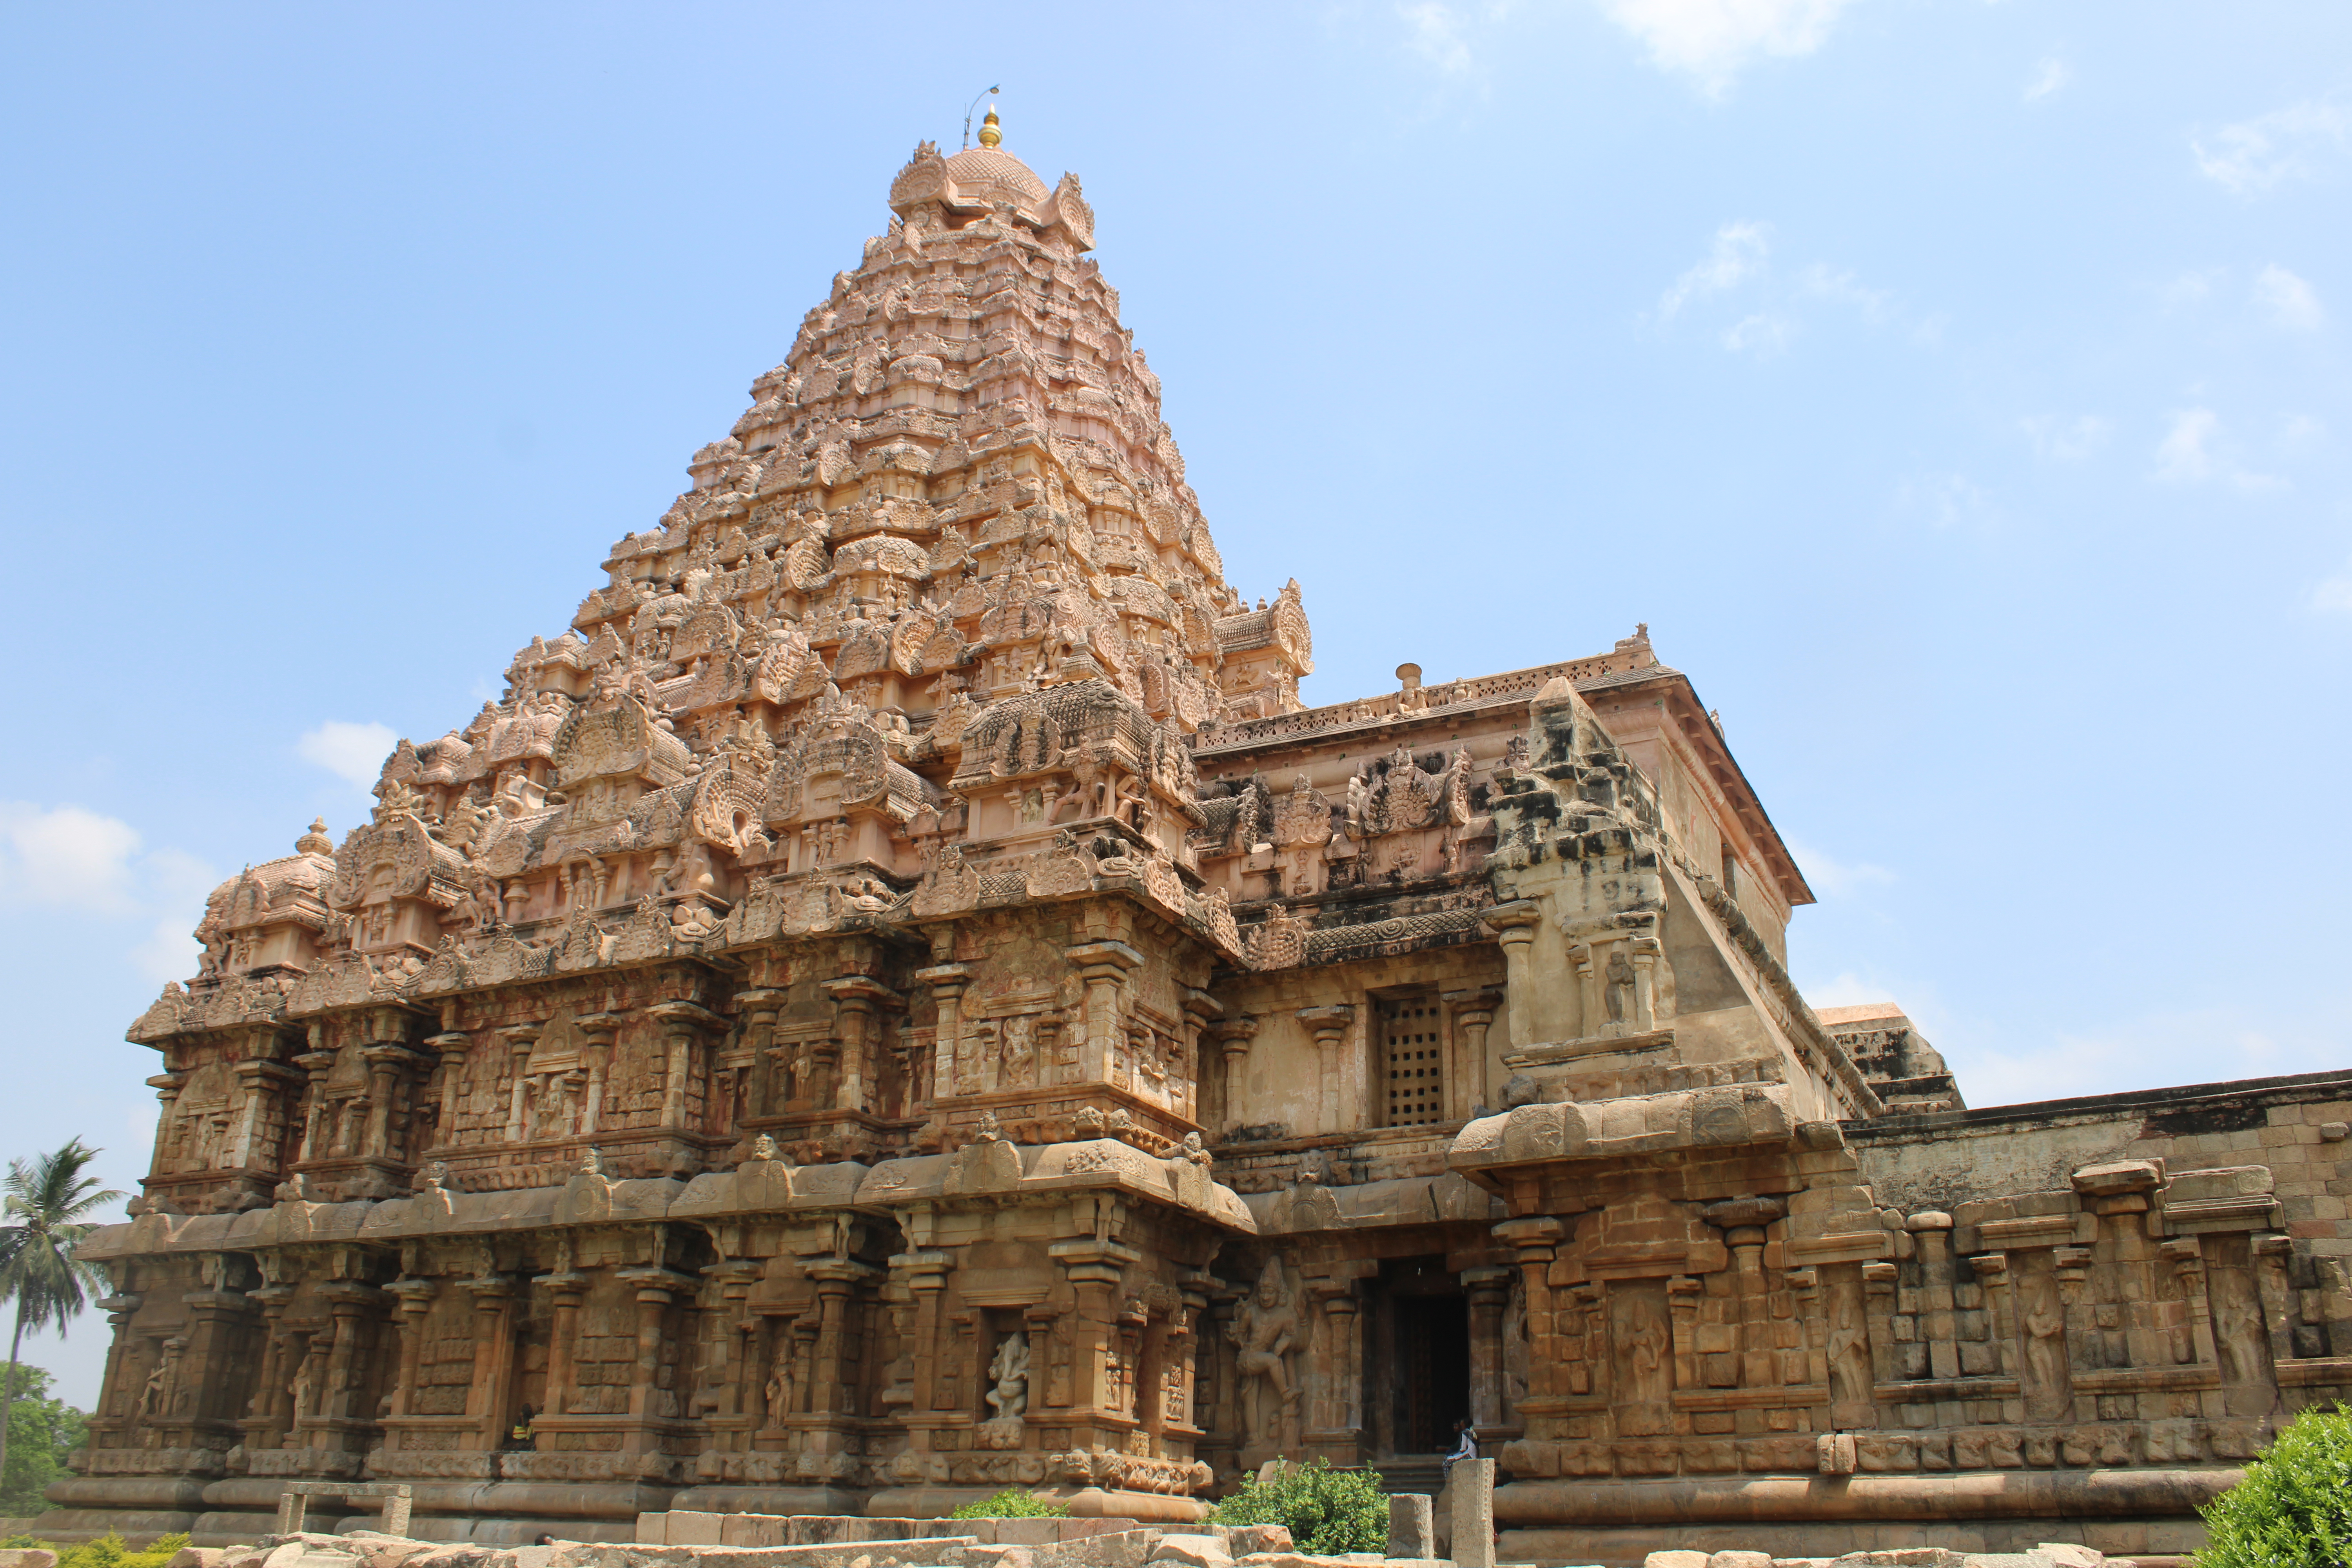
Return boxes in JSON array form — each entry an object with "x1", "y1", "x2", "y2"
[{"x1": 48, "y1": 118, "x2": 2352, "y2": 1566}]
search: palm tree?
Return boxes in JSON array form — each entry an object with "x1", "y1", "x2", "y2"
[{"x1": 0, "y1": 1140, "x2": 125, "y2": 1478}]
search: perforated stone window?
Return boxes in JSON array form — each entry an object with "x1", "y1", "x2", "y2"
[{"x1": 1380, "y1": 994, "x2": 1445, "y2": 1126}]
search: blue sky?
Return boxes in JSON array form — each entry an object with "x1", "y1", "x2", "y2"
[{"x1": 2, "y1": 2, "x2": 2347, "y2": 1402}]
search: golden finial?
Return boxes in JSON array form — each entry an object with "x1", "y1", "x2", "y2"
[{"x1": 977, "y1": 107, "x2": 1003, "y2": 149}]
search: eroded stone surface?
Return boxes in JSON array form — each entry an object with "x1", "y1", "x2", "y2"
[{"x1": 39, "y1": 109, "x2": 2352, "y2": 1568}]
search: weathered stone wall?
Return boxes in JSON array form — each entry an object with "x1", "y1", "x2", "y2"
[{"x1": 52, "y1": 118, "x2": 2343, "y2": 1568}]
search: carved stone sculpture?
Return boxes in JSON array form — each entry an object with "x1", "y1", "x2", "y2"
[
  {"x1": 1228, "y1": 1258, "x2": 1301, "y2": 1453},
  {"x1": 67, "y1": 109, "x2": 2345, "y2": 1563}
]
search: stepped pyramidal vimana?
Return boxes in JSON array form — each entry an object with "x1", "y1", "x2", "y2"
[{"x1": 54, "y1": 113, "x2": 2352, "y2": 1564}]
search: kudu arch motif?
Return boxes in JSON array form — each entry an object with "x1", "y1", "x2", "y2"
[{"x1": 62, "y1": 120, "x2": 2352, "y2": 1564}]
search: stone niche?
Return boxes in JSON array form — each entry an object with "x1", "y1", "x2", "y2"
[{"x1": 69, "y1": 122, "x2": 2352, "y2": 1566}]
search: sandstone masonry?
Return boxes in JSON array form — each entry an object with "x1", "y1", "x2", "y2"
[{"x1": 48, "y1": 117, "x2": 2352, "y2": 1566}]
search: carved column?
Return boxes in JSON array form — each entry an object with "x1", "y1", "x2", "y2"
[
  {"x1": 2161, "y1": 1239, "x2": 2219, "y2": 1374},
  {"x1": 648, "y1": 1000, "x2": 725, "y2": 1131},
  {"x1": 915, "y1": 964, "x2": 971, "y2": 1104},
  {"x1": 423, "y1": 1031, "x2": 472, "y2": 1149},
  {"x1": 1168, "y1": 1279, "x2": 1208, "y2": 1438},
  {"x1": 498, "y1": 1025, "x2": 542, "y2": 1143},
  {"x1": 574, "y1": 1011, "x2": 622, "y2": 1133},
  {"x1": 1966, "y1": 1255, "x2": 2017, "y2": 1383},
  {"x1": 1571, "y1": 942, "x2": 1600, "y2": 1038},
  {"x1": 144, "y1": 1073, "x2": 187, "y2": 1179},
  {"x1": 949, "y1": 1310, "x2": 984, "y2": 1413},
  {"x1": 179, "y1": 1275, "x2": 257, "y2": 1429},
  {"x1": 542, "y1": 1267, "x2": 587, "y2": 1416},
  {"x1": 1203, "y1": 1286, "x2": 1240, "y2": 1448},
  {"x1": 1483, "y1": 901, "x2": 1542, "y2": 1050},
  {"x1": 1212, "y1": 1017, "x2": 1259, "y2": 1133},
  {"x1": 1494, "y1": 1217, "x2": 1563, "y2": 1400},
  {"x1": 238, "y1": 1283, "x2": 292, "y2": 1446},
  {"x1": 613, "y1": 1265, "x2": 695, "y2": 1450},
  {"x1": 1443, "y1": 989, "x2": 1501, "y2": 1119},
  {"x1": 318, "y1": 1280, "x2": 385, "y2": 1434},
  {"x1": 385, "y1": 1277, "x2": 436, "y2": 1420},
  {"x1": 898, "y1": 1246, "x2": 954, "y2": 1411},
  {"x1": 231, "y1": 1053, "x2": 301, "y2": 1175},
  {"x1": 1138, "y1": 1306, "x2": 1173, "y2": 1442},
  {"x1": 700, "y1": 1261, "x2": 764, "y2": 1434},
  {"x1": 1178, "y1": 987, "x2": 1222, "y2": 1126},
  {"x1": 1630, "y1": 937, "x2": 1662, "y2": 1031},
  {"x1": 1307, "y1": 1276, "x2": 1363, "y2": 1454},
  {"x1": 1051, "y1": 1239, "x2": 1136, "y2": 1416},
  {"x1": 294, "y1": 1047, "x2": 337, "y2": 1162},
  {"x1": 734, "y1": 991, "x2": 786, "y2": 1115},
  {"x1": 1463, "y1": 1265, "x2": 1513, "y2": 1430},
  {"x1": 1862, "y1": 1259, "x2": 1901, "y2": 1409},
  {"x1": 1024, "y1": 1302, "x2": 1056, "y2": 1420},
  {"x1": 803, "y1": 1259, "x2": 877, "y2": 1417},
  {"x1": 817, "y1": 979, "x2": 898, "y2": 1113},
  {"x1": 2254, "y1": 1234, "x2": 2298, "y2": 1371},
  {"x1": 361, "y1": 1044, "x2": 426, "y2": 1160},
  {"x1": 1667, "y1": 1274, "x2": 1704, "y2": 1405},
  {"x1": 1066, "y1": 941, "x2": 1143, "y2": 1084},
  {"x1": 461, "y1": 1274, "x2": 514, "y2": 1448},
  {"x1": 1297, "y1": 1006, "x2": 1356, "y2": 1135}
]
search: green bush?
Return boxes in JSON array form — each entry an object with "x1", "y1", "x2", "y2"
[
  {"x1": 1212, "y1": 1457, "x2": 1387, "y2": 1555},
  {"x1": 2196, "y1": 1402, "x2": 2352, "y2": 1567},
  {"x1": 8, "y1": 1530, "x2": 189, "y2": 1568},
  {"x1": 949, "y1": 1488, "x2": 1071, "y2": 1519}
]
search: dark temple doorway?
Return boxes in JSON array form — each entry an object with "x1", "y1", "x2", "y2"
[{"x1": 1377, "y1": 1257, "x2": 1471, "y2": 1462}]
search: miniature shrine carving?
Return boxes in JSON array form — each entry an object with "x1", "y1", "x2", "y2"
[{"x1": 55, "y1": 112, "x2": 2352, "y2": 1565}]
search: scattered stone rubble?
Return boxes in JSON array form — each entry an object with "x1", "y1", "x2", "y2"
[
  {"x1": 47, "y1": 102, "x2": 2352, "y2": 1566},
  {"x1": 164, "y1": 1523, "x2": 1340, "y2": 1568},
  {"x1": 1640, "y1": 1548, "x2": 2122, "y2": 1568}
]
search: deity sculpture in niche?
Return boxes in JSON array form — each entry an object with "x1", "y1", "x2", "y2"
[
  {"x1": 1228, "y1": 1258, "x2": 1301, "y2": 1454},
  {"x1": 764, "y1": 1346, "x2": 794, "y2": 1425},
  {"x1": 975, "y1": 1332, "x2": 1030, "y2": 1447},
  {"x1": 1826, "y1": 1272, "x2": 1873, "y2": 1419},
  {"x1": 1000, "y1": 1015, "x2": 1038, "y2": 1090},
  {"x1": 2018, "y1": 1265, "x2": 2073, "y2": 1423},
  {"x1": 2209, "y1": 1247, "x2": 2278, "y2": 1420},
  {"x1": 1603, "y1": 946, "x2": 1637, "y2": 1025},
  {"x1": 985, "y1": 1332, "x2": 1030, "y2": 1418},
  {"x1": 1610, "y1": 1282, "x2": 1672, "y2": 1435}
]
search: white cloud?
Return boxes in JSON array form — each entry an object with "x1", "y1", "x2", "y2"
[
  {"x1": 2021, "y1": 414, "x2": 2111, "y2": 462},
  {"x1": 2154, "y1": 408, "x2": 2217, "y2": 483},
  {"x1": 2192, "y1": 102, "x2": 2351, "y2": 196},
  {"x1": 2159, "y1": 268, "x2": 2219, "y2": 309},
  {"x1": 1897, "y1": 471, "x2": 1994, "y2": 529},
  {"x1": 1807, "y1": 971, "x2": 1901, "y2": 1009},
  {"x1": 1786, "y1": 838, "x2": 1896, "y2": 899},
  {"x1": 1797, "y1": 263, "x2": 1893, "y2": 324},
  {"x1": 129, "y1": 849, "x2": 222, "y2": 985},
  {"x1": 2253, "y1": 264, "x2": 2324, "y2": 330},
  {"x1": 2023, "y1": 56, "x2": 2069, "y2": 103},
  {"x1": 1595, "y1": 0, "x2": 1862, "y2": 94},
  {"x1": 1660, "y1": 221, "x2": 1769, "y2": 316},
  {"x1": 0, "y1": 802, "x2": 144, "y2": 914},
  {"x1": 2314, "y1": 561, "x2": 2352, "y2": 615},
  {"x1": 0, "y1": 803, "x2": 218, "y2": 985},
  {"x1": 1966, "y1": 1013, "x2": 2295, "y2": 1107},
  {"x1": 2154, "y1": 408, "x2": 2283, "y2": 492},
  {"x1": 1397, "y1": 2, "x2": 1476, "y2": 74},
  {"x1": 298, "y1": 720, "x2": 397, "y2": 788},
  {"x1": 1721, "y1": 312, "x2": 1795, "y2": 355}
]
